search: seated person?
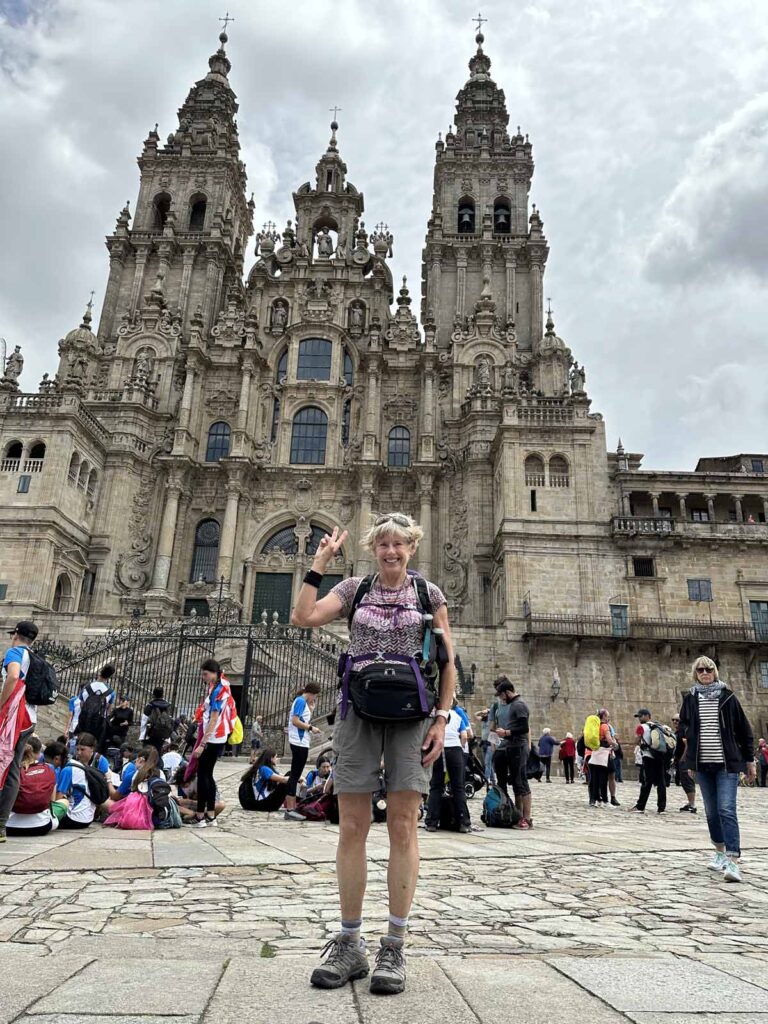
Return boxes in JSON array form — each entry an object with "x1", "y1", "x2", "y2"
[
  {"x1": 239, "y1": 749, "x2": 289, "y2": 811},
  {"x1": 6, "y1": 744, "x2": 57, "y2": 836},
  {"x1": 44, "y1": 741, "x2": 99, "y2": 830},
  {"x1": 174, "y1": 764, "x2": 225, "y2": 821},
  {"x1": 304, "y1": 757, "x2": 332, "y2": 796},
  {"x1": 27, "y1": 735, "x2": 44, "y2": 764},
  {"x1": 75, "y1": 732, "x2": 118, "y2": 801},
  {"x1": 161, "y1": 742, "x2": 184, "y2": 780}
]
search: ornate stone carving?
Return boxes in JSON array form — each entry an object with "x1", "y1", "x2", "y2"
[
  {"x1": 114, "y1": 475, "x2": 154, "y2": 593},
  {"x1": 383, "y1": 395, "x2": 418, "y2": 421}
]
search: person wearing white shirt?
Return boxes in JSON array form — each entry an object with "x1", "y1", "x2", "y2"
[{"x1": 424, "y1": 710, "x2": 470, "y2": 832}]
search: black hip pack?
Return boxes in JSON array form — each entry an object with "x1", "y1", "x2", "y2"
[{"x1": 338, "y1": 573, "x2": 446, "y2": 724}]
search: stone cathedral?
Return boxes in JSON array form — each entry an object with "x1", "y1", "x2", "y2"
[{"x1": 1, "y1": 28, "x2": 767, "y2": 735}]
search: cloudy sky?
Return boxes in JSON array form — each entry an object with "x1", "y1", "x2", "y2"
[{"x1": 1, "y1": 0, "x2": 767, "y2": 470}]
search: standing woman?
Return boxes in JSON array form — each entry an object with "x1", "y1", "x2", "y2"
[
  {"x1": 284, "y1": 683, "x2": 322, "y2": 821},
  {"x1": 559, "y1": 732, "x2": 576, "y2": 783},
  {"x1": 679, "y1": 655, "x2": 755, "y2": 882},
  {"x1": 192, "y1": 658, "x2": 234, "y2": 828},
  {"x1": 538, "y1": 728, "x2": 560, "y2": 783},
  {"x1": 291, "y1": 515, "x2": 455, "y2": 996}
]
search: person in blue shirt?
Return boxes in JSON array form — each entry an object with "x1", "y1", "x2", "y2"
[
  {"x1": 238, "y1": 749, "x2": 290, "y2": 812},
  {"x1": 0, "y1": 620, "x2": 38, "y2": 842},
  {"x1": 538, "y1": 728, "x2": 561, "y2": 783}
]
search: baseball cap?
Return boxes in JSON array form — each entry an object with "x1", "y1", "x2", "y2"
[
  {"x1": 634, "y1": 708, "x2": 651, "y2": 718},
  {"x1": 9, "y1": 620, "x2": 38, "y2": 641}
]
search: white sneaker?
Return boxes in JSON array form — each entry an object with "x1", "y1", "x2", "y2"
[
  {"x1": 707, "y1": 851, "x2": 727, "y2": 872},
  {"x1": 284, "y1": 809, "x2": 306, "y2": 821},
  {"x1": 723, "y1": 859, "x2": 742, "y2": 883},
  {"x1": 191, "y1": 817, "x2": 208, "y2": 828},
  {"x1": 206, "y1": 817, "x2": 218, "y2": 827}
]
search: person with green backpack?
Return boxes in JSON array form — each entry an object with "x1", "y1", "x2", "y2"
[{"x1": 630, "y1": 708, "x2": 671, "y2": 814}]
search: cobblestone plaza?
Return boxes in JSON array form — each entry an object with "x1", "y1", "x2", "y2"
[{"x1": 0, "y1": 761, "x2": 766, "y2": 1022}]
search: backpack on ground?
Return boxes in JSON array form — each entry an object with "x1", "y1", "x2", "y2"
[
  {"x1": 339, "y1": 571, "x2": 447, "y2": 724},
  {"x1": 14, "y1": 762, "x2": 56, "y2": 814},
  {"x1": 298, "y1": 792, "x2": 338, "y2": 822},
  {"x1": 152, "y1": 786, "x2": 182, "y2": 830},
  {"x1": 481, "y1": 783, "x2": 521, "y2": 828},
  {"x1": 583, "y1": 714, "x2": 601, "y2": 751},
  {"x1": 147, "y1": 704, "x2": 174, "y2": 740},
  {"x1": 24, "y1": 651, "x2": 60, "y2": 706},
  {"x1": 78, "y1": 683, "x2": 112, "y2": 735},
  {"x1": 147, "y1": 776, "x2": 173, "y2": 824},
  {"x1": 648, "y1": 722, "x2": 676, "y2": 759},
  {"x1": 228, "y1": 716, "x2": 244, "y2": 746},
  {"x1": 69, "y1": 759, "x2": 110, "y2": 806}
]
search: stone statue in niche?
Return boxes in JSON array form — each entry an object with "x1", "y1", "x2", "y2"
[
  {"x1": 134, "y1": 350, "x2": 154, "y2": 386},
  {"x1": 335, "y1": 239, "x2": 347, "y2": 260},
  {"x1": 474, "y1": 355, "x2": 493, "y2": 393},
  {"x1": 502, "y1": 362, "x2": 518, "y2": 394},
  {"x1": 349, "y1": 304, "x2": 365, "y2": 333},
  {"x1": 316, "y1": 226, "x2": 334, "y2": 258},
  {"x1": 271, "y1": 302, "x2": 288, "y2": 334}
]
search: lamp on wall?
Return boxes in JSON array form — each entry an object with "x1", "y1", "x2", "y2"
[{"x1": 551, "y1": 666, "x2": 561, "y2": 702}]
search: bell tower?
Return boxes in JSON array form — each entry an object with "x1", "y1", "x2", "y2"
[
  {"x1": 97, "y1": 25, "x2": 252, "y2": 347},
  {"x1": 422, "y1": 27, "x2": 548, "y2": 352}
]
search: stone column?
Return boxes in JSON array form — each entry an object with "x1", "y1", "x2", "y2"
[
  {"x1": 202, "y1": 245, "x2": 221, "y2": 330},
  {"x1": 649, "y1": 492, "x2": 660, "y2": 518},
  {"x1": 128, "y1": 245, "x2": 150, "y2": 314},
  {"x1": 178, "y1": 247, "x2": 197, "y2": 320},
  {"x1": 243, "y1": 561, "x2": 256, "y2": 623},
  {"x1": 676, "y1": 493, "x2": 688, "y2": 520},
  {"x1": 236, "y1": 360, "x2": 254, "y2": 432},
  {"x1": 705, "y1": 493, "x2": 716, "y2": 522},
  {"x1": 456, "y1": 253, "x2": 467, "y2": 317},
  {"x1": 732, "y1": 494, "x2": 744, "y2": 523},
  {"x1": 356, "y1": 473, "x2": 375, "y2": 574},
  {"x1": 418, "y1": 474, "x2": 433, "y2": 579},
  {"x1": 529, "y1": 256, "x2": 543, "y2": 343},
  {"x1": 621, "y1": 492, "x2": 631, "y2": 516},
  {"x1": 422, "y1": 368, "x2": 434, "y2": 436},
  {"x1": 429, "y1": 251, "x2": 442, "y2": 313},
  {"x1": 98, "y1": 244, "x2": 127, "y2": 344},
  {"x1": 763, "y1": 497, "x2": 768, "y2": 523},
  {"x1": 365, "y1": 366, "x2": 379, "y2": 435},
  {"x1": 505, "y1": 254, "x2": 516, "y2": 325},
  {"x1": 217, "y1": 477, "x2": 242, "y2": 585},
  {"x1": 150, "y1": 473, "x2": 184, "y2": 591}
]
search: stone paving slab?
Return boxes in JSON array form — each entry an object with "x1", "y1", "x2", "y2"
[
  {"x1": 626, "y1": 1017, "x2": 768, "y2": 1024},
  {"x1": 442, "y1": 957, "x2": 632, "y2": 1022},
  {"x1": 353, "y1": 956, "x2": 484, "y2": 1024},
  {"x1": 30, "y1": 957, "x2": 225, "y2": 1016},
  {"x1": 0, "y1": 949, "x2": 93, "y2": 1024},
  {"x1": 549, "y1": 957, "x2": 768, "y2": 1013},
  {"x1": 203, "y1": 955, "x2": 360, "y2": 1024},
  {"x1": 19, "y1": 1018, "x2": 199, "y2": 1024}
]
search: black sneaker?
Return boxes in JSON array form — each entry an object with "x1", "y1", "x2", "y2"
[
  {"x1": 310, "y1": 935, "x2": 369, "y2": 989},
  {"x1": 370, "y1": 938, "x2": 406, "y2": 995},
  {"x1": 679, "y1": 804, "x2": 691, "y2": 812},
  {"x1": 610, "y1": 798, "x2": 621, "y2": 806}
]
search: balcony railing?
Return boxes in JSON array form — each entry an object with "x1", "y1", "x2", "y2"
[
  {"x1": 1, "y1": 459, "x2": 20, "y2": 473},
  {"x1": 612, "y1": 516, "x2": 768, "y2": 540},
  {"x1": 23, "y1": 459, "x2": 44, "y2": 473},
  {"x1": 612, "y1": 516, "x2": 674, "y2": 535},
  {"x1": 524, "y1": 612, "x2": 764, "y2": 644}
]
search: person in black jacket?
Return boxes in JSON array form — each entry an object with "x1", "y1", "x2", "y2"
[
  {"x1": 140, "y1": 687, "x2": 174, "y2": 759},
  {"x1": 678, "y1": 656, "x2": 756, "y2": 884},
  {"x1": 672, "y1": 714, "x2": 696, "y2": 813}
]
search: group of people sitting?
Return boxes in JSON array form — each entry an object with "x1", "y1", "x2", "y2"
[{"x1": 4, "y1": 729, "x2": 225, "y2": 836}]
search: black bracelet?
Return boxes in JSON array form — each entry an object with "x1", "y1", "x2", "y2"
[{"x1": 303, "y1": 569, "x2": 323, "y2": 588}]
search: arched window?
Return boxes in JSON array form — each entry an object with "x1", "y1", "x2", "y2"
[
  {"x1": 270, "y1": 398, "x2": 281, "y2": 443},
  {"x1": 524, "y1": 454, "x2": 545, "y2": 487},
  {"x1": 387, "y1": 426, "x2": 411, "y2": 468},
  {"x1": 52, "y1": 572, "x2": 73, "y2": 612},
  {"x1": 68, "y1": 452, "x2": 80, "y2": 485},
  {"x1": 5, "y1": 441, "x2": 22, "y2": 460},
  {"x1": 307, "y1": 523, "x2": 340, "y2": 556},
  {"x1": 341, "y1": 398, "x2": 351, "y2": 446},
  {"x1": 86, "y1": 469, "x2": 98, "y2": 498},
  {"x1": 458, "y1": 197, "x2": 475, "y2": 234},
  {"x1": 29, "y1": 442, "x2": 46, "y2": 460},
  {"x1": 297, "y1": 338, "x2": 332, "y2": 381},
  {"x1": 151, "y1": 192, "x2": 171, "y2": 231},
  {"x1": 549, "y1": 455, "x2": 570, "y2": 488},
  {"x1": 189, "y1": 194, "x2": 207, "y2": 231},
  {"x1": 343, "y1": 349, "x2": 354, "y2": 387},
  {"x1": 190, "y1": 519, "x2": 220, "y2": 583},
  {"x1": 275, "y1": 349, "x2": 288, "y2": 382},
  {"x1": 290, "y1": 407, "x2": 328, "y2": 465},
  {"x1": 206, "y1": 421, "x2": 231, "y2": 462},
  {"x1": 78, "y1": 461, "x2": 90, "y2": 491},
  {"x1": 494, "y1": 198, "x2": 512, "y2": 234},
  {"x1": 262, "y1": 526, "x2": 298, "y2": 555}
]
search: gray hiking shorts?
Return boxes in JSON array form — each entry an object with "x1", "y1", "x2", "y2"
[{"x1": 333, "y1": 708, "x2": 432, "y2": 794}]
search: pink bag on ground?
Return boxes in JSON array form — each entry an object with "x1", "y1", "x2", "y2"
[{"x1": 104, "y1": 791, "x2": 154, "y2": 830}]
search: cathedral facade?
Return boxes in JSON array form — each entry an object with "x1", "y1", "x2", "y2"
[{"x1": 1, "y1": 29, "x2": 767, "y2": 737}]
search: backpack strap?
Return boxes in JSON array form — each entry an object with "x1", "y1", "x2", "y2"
[{"x1": 347, "y1": 574, "x2": 376, "y2": 630}]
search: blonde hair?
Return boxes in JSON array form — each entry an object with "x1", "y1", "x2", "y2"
[
  {"x1": 361, "y1": 512, "x2": 424, "y2": 553},
  {"x1": 691, "y1": 655, "x2": 719, "y2": 682}
]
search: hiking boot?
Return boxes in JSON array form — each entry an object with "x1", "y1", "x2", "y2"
[
  {"x1": 679, "y1": 804, "x2": 692, "y2": 812},
  {"x1": 284, "y1": 809, "x2": 306, "y2": 821},
  {"x1": 723, "y1": 859, "x2": 742, "y2": 883},
  {"x1": 610, "y1": 798, "x2": 621, "y2": 806},
  {"x1": 311, "y1": 935, "x2": 369, "y2": 989},
  {"x1": 707, "y1": 851, "x2": 727, "y2": 872},
  {"x1": 370, "y1": 937, "x2": 406, "y2": 995}
]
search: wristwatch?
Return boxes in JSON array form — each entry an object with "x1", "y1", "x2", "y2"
[{"x1": 435, "y1": 709, "x2": 450, "y2": 722}]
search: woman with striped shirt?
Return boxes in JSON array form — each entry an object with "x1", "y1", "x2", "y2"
[{"x1": 678, "y1": 656, "x2": 756, "y2": 883}]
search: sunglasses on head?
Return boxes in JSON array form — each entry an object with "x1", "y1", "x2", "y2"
[
  {"x1": 696, "y1": 666, "x2": 714, "y2": 674},
  {"x1": 375, "y1": 513, "x2": 411, "y2": 527}
]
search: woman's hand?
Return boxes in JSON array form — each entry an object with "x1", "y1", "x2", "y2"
[
  {"x1": 312, "y1": 527, "x2": 348, "y2": 572},
  {"x1": 421, "y1": 720, "x2": 446, "y2": 767},
  {"x1": 193, "y1": 743, "x2": 206, "y2": 757}
]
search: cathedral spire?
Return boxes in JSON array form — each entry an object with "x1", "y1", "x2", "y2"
[{"x1": 454, "y1": 18, "x2": 509, "y2": 133}]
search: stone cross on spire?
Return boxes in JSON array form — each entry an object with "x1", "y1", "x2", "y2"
[
  {"x1": 473, "y1": 12, "x2": 487, "y2": 33},
  {"x1": 219, "y1": 11, "x2": 235, "y2": 31},
  {"x1": 329, "y1": 105, "x2": 342, "y2": 123}
]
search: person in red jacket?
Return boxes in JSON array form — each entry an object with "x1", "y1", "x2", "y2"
[{"x1": 559, "y1": 732, "x2": 577, "y2": 783}]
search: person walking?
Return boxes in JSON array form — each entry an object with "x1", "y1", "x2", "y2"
[
  {"x1": 600, "y1": 709, "x2": 621, "y2": 806},
  {"x1": 678, "y1": 655, "x2": 755, "y2": 882},
  {"x1": 672, "y1": 714, "x2": 696, "y2": 813},
  {"x1": 630, "y1": 708, "x2": 667, "y2": 814},
  {"x1": 0, "y1": 621, "x2": 39, "y2": 842},
  {"x1": 586, "y1": 711, "x2": 616, "y2": 808},
  {"x1": 490, "y1": 678, "x2": 532, "y2": 828},
  {"x1": 191, "y1": 659, "x2": 235, "y2": 828},
  {"x1": 291, "y1": 514, "x2": 455, "y2": 996},
  {"x1": 75, "y1": 664, "x2": 116, "y2": 751},
  {"x1": 538, "y1": 728, "x2": 560, "y2": 783},
  {"x1": 559, "y1": 732, "x2": 576, "y2": 783},
  {"x1": 284, "y1": 683, "x2": 322, "y2": 821}
]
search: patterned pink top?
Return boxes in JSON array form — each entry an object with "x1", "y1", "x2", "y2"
[{"x1": 331, "y1": 575, "x2": 447, "y2": 669}]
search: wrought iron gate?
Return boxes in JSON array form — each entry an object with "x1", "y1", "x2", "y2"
[{"x1": 39, "y1": 617, "x2": 346, "y2": 739}]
